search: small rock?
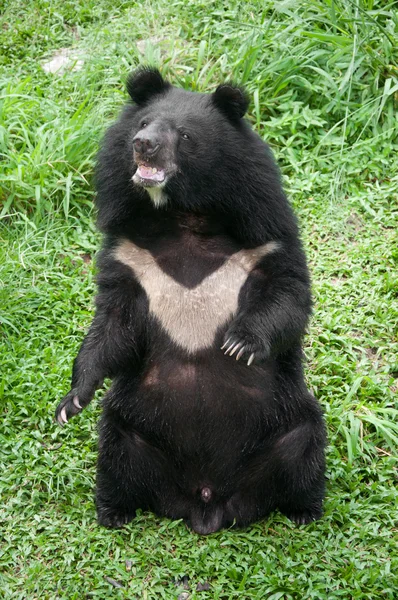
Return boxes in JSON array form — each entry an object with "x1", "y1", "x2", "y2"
[
  {"x1": 104, "y1": 576, "x2": 123, "y2": 588},
  {"x1": 136, "y1": 36, "x2": 166, "y2": 55},
  {"x1": 196, "y1": 582, "x2": 211, "y2": 591},
  {"x1": 42, "y1": 48, "x2": 85, "y2": 74},
  {"x1": 178, "y1": 593, "x2": 190, "y2": 600},
  {"x1": 173, "y1": 575, "x2": 189, "y2": 589}
]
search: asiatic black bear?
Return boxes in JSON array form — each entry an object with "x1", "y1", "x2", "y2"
[{"x1": 56, "y1": 67, "x2": 326, "y2": 535}]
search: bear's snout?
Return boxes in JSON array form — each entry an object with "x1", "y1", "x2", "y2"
[{"x1": 133, "y1": 133, "x2": 160, "y2": 157}]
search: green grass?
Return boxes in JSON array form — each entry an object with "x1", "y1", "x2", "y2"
[{"x1": 0, "y1": 0, "x2": 397, "y2": 598}]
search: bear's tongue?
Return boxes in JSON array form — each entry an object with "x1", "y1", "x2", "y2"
[{"x1": 137, "y1": 164, "x2": 165, "y2": 182}]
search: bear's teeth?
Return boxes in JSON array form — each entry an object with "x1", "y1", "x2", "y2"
[{"x1": 135, "y1": 164, "x2": 166, "y2": 183}]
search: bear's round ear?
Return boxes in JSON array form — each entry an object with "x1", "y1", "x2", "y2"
[
  {"x1": 212, "y1": 84, "x2": 249, "y2": 121},
  {"x1": 126, "y1": 67, "x2": 169, "y2": 105}
]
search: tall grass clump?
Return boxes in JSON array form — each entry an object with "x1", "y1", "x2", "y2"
[{"x1": 1, "y1": 0, "x2": 397, "y2": 218}]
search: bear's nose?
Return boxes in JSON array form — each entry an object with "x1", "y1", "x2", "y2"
[{"x1": 133, "y1": 135, "x2": 160, "y2": 157}]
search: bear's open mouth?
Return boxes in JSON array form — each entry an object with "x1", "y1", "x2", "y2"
[{"x1": 134, "y1": 163, "x2": 166, "y2": 187}]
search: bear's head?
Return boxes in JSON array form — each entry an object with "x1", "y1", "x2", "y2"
[
  {"x1": 96, "y1": 67, "x2": 290, "y2": 242},
  {"x1": 125, "y1": 67, "x2": 250, "y2": 208}
]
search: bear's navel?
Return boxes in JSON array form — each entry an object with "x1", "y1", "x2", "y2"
[{"x1": 142, "y1": 365, "x2": 161, "y2": 387}]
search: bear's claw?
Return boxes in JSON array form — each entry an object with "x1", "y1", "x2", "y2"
[
  {"x1": 221, "y1": 337, "x2": 257, "y2": 365},
  {"x1": 222, "y1": 336, "x2": 255, "y2": 364},
  {"x1": 247, "y1": 352, "x2": 255, "y2": 366},
  {"x1": 221, "y1": 337, "x2": 253, "y2": 363},
  {"x1": 221, "y1": 327, "x2": 270, "y2": 366},
  {"x1": 73, "y1": 395, "x2": 82, "y2": 409},
  {"x1": 59, "y1": 407, "x2": 68, "y2": 424},
  {"x1": 235, "y1": 346, "x2": 246, "y2": 361},
  {"x1": 55, "y1": 390, "x2": 83, "y2": 426},
  {"x1": 229, "y1": 342, "x2": 244, "y2": 357},
  {"x1": 220, "y1": 338, "x2": 231, "y2": 350}
]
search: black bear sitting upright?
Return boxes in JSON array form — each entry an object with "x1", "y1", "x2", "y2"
[{"x1": 56, "y1": 67, "x2": 326, "y2": 534}]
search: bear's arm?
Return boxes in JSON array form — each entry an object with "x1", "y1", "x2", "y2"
[
  {"x1": 223, "y1": 241, "x2": 311, "y2": 365},
  {"x1": 55, "y1": 260, "x2": 146, "y2": 425}
]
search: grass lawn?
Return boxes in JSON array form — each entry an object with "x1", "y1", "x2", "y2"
[{"x1": 1, "y1": 0, "x2": 397, "y2": 598}]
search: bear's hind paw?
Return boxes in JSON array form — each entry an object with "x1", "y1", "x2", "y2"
[
  {"x1": 97, "y1": 509, "x2": 135, "y2": 529},
  {"x1": 284, "y1": 507, "x2": 322, "y2": 526}
]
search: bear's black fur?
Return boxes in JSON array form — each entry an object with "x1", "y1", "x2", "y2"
[{"x1": 56, "y1": 67, "x2": 326, "y2": 534}]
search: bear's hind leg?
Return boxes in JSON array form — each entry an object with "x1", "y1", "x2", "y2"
[
  {"x1": 96, "y1": 466, "x2": 139, "y2": 529},
  {"x1": 273, "y1": 419, "x2": 326, "y2": 525},
  {"x1": 96, "y1": 414, "x2": 165, "y2": 529}
]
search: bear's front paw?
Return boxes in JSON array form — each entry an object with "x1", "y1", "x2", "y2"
[
  {"x1": 55, "y1": 390, "x2": 83, "y2": 426},
  {"x1": 221, "y1": 327, "x2": 270, "y2": 366}
]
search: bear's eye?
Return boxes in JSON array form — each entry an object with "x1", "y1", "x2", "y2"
[
  {"x1": 181, "y1": 132, "x2": 190, "y2": 140},
  {"x1": 141, "y1": 121, "x2": 148, "y2": 128}
]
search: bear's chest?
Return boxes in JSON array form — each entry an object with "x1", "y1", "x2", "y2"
[{"x1": 114, "y1": 238, "x2": 277, "y2": 353}]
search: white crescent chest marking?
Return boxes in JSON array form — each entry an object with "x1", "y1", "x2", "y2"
[{"x1": 114, "y1": 239, "x2": 280, "y2": 353}]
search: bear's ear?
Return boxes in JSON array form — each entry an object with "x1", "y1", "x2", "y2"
[
  {"x1": 212, "y1": 84, "x2": 249, "y2": 121},
  {"x1": 126, "y1": 67, "x2": 169, "y2": 105}
]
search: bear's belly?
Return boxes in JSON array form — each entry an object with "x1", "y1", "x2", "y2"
[
  {"x1": 114, "y1": 238, "x2": 279, "y2": 353},
  {"x1": 128, "y1": 359, "x2": 274, "y2": 459}
]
